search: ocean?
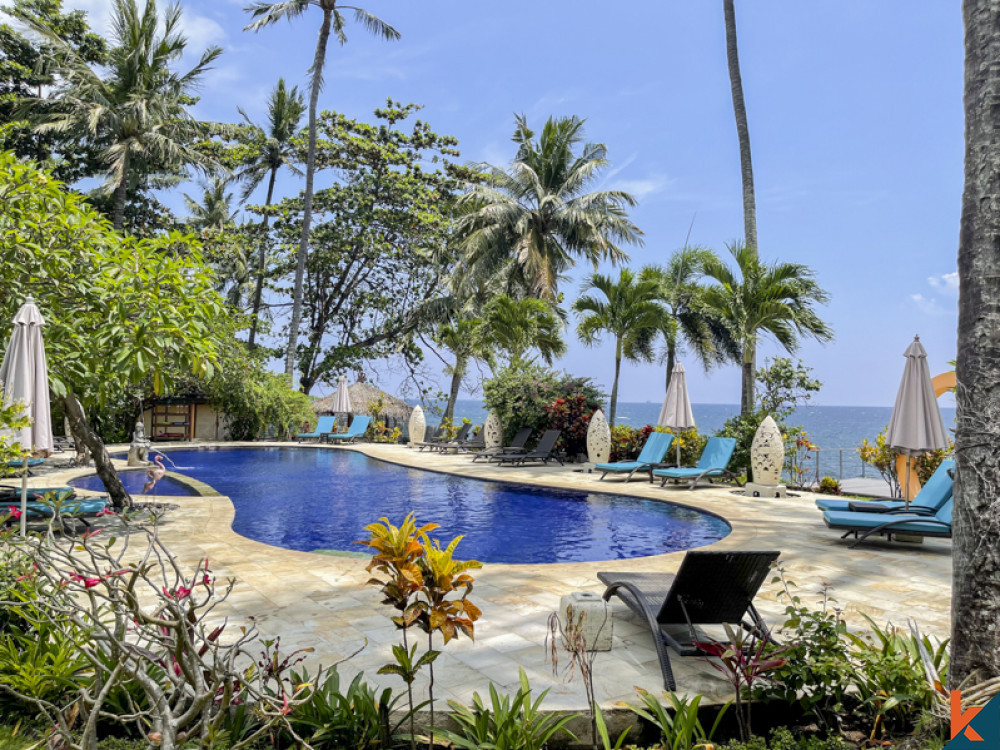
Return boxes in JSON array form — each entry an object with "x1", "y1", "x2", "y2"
[{"x1": 425, "y1": 399, "x2": 957, "y2": 481}]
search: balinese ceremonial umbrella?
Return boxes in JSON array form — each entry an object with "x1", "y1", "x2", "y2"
[
  {"x1": 886, "y1": 336, "x2": 948, "y2": 507},
  {"x1": 333, "y1": 375, "x2": 352, "y2": 425},
  {"x1": 658, "y1": 362, "x2": 696, "y2": 466},
  {"x1": 0, "y1": 297, "x2": 53, "y2": 535}
]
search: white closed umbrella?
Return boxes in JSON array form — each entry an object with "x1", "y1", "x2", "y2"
[
  {"x1": 658, "y1": 362, "x2": 696, "y2": 466},
  {"x1": 333, "y1": 375, "x2": 352, "y2": 426},
  {"x1": 0, "y1": 297, "x2": 53, "y2": 535},
  {"x1": 886, "y1": 336, "x2": 949, "y2": 506}
]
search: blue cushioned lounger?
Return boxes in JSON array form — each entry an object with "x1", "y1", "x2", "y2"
[
  {"x1": 297, "y1": 416, "x2": 337, "y2": 442},
  {"x1": 594, "y1": 432, "x2": 674, "y2": 482},
  {"x1": 815, "y1": 459, "x2": 953, "y2": 514},
  {"x1": 823, "y1": 497, "x2": 953, "y2": 548},
  {"x1": 651, "y1": 437, "x2": 739, "y2": 489},
  {"x1": 324, "y1": 415, "x2": 371, "y2": 443}
]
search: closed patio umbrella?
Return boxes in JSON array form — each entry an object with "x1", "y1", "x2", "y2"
[
  {"x1": 658, "y1": 362, "x2": 696, "y2": 466},
  {"x1": 333, "y1": 375, "x2": 352, "y2": 426},
  {"x1": 0, "y1": 297, "x2": 53, "y2": 535},
  {"x1": 886, "y1": 336, "x2": 948, "y2": 506}
]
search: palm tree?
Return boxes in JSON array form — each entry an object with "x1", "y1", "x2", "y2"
[
  {"x1": 642, "y1": 248, "x2": 740, "y2": 391},
  {"x1": 701, "y1": 242, "x2": 832, "y2": 416},
  {"x1": 16, "y1": 0, "x2": 222, "y2": 230},
  {"x1": 723, "y1": 0, "x2": 757, "y2": 253},
  {"x1": 236, "y1": 79, "x2": 305, "y2": 348},
  {"x1": 573, "y1": 269, "x2": 666, "y2": 426},
  {"x1": 183, "y1": 178, "x2": 237, "y2": 231},
  {"x1": 434, "y1": 318, "x2": 484, "y2": 423},
  {"x1": 952, "y1": 0, "x2": 1000, "y2": 687},
  {"x1": 455, "y1": 115, "x2": 643, "y2": 300},
  {"x1": 475, "y1": 295, "x2": 566, "y2": 369},
  {"x1": 244, "y1": 0, "x2": 400, "y2": 385}
]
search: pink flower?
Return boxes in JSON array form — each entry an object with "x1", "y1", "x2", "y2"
[
  {"x1": 69, "y1": 573, "x2": 102, "y2": 588},
  {"x1": 96, "y1": 508, "x2": 118, "y2": 517},
  {"x1": 163, "y1": 586, "x2": 193, "y2": 600},
  {"x1": 4, "y1": 506, "x2": 21, "y2": 519}
]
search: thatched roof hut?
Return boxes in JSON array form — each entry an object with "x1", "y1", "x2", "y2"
[{"x1": 313, "y1": 383, "x2": 413, "y2": 423}]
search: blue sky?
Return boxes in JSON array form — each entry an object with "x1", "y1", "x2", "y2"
[{"x1": 64, "y1": 0, "x2": 964, "y2": 407}]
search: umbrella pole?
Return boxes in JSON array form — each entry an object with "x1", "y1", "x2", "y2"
[
  {"x1": 20, "y1": 463, "x2": 27, "y2": 536},
  {"x1": 904, "y1": 456, "x2": 911, "y2": 510},
  {"x1": 676, "y1": 437, "x2": 681, "y2": 467}
]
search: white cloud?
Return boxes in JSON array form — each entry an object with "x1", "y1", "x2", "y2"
[
  {"x1": 910, "y1": 293, "x2": 954, "y2": 317},
  {"x1": 928, "y1": 271, "x2": 959, "y2": 295},
  {"x1": 610, "y1": 176, "x2": 673, "y2": 201}
]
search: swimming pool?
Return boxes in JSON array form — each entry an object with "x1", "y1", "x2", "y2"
[{"x1": 73, "y1": 448, "x2": 731, "y2": 563}]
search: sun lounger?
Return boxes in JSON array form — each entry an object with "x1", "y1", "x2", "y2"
[
  {"x1": 822, "y1": 498, "x2": 953, "y2": 548},
  {"x1": 594, "y1": 431, "x2": 674, "y2": 481},
  {"x1": 598, "y1": 549, "x2": 780, "y2": 690},
  {"x1": 431, "y1": 423, "x2": 471, "y2": 452},
  {"x1": 815, "y1": 459, "x2": 953, "y2": 514},
  {"x1": 296, "y1": 416, "x2": 337, "y2": 442},
  {"x1": 323, "y1": 416, "x2": 371, "y2": 443},
  {"x1": 2, "y1": 493, "x2": 109, "y2": 530},
  {"x1": 471, "y1": 427, "x2": 532, "y2": 462},
  {"x1": 455, "y1": 428, "x2": 486, "y2": 453},
  {"x1": 494, "y1": 430, "x2": 563, "y2": 466},
  {"x1": 651, "y1": 437, "x2": 740, "y2": 489},
  {"x1": 0, "y1": 485, "x2": 76, "y2": 504}
]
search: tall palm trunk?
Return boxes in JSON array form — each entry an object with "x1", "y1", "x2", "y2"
[
  {"x1": 664, "y1": 342, "x2": 676, "y2": 392},
  {"x1": 443, "y1": 355, "x2": 466, "y2": 422},
  {"x1": 740, "y1": 345, "x2": 755, "y2": 416},
  {"x1": 951, "y1": 0, "x2": 1000, "y2": 687},
  {"x1": 609, "y1": 341, "x2": 622, "y2": 427},
  {"x1": 248, "y1": 167, "x2": 278, "y2": 348},
  {"x1": 112, "y1": 151, "x2": 130, "y2": 231},
  {"x1": 63, "y1": 390, "x2": 132, "y2": 511},
  {"x1": 285, "y1": 8, "x2": 331, "y2": 385},
  {"x1": 723, "y1": 0, "x2": 757, "y2": 254}
]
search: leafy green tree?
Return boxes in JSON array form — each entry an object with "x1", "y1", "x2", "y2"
[
  {"x1": 0, "y1": 152, "x2": 229, "y2": 508},
  {"x1": 455, "y1": 115, "x2": 643, "y2": 300},
  {"x1": 270, "y1": 101, "x2": 470, "y2": 394},
  {"x1": 235, "y1": 78, "x2": 305, "y2": 348},
  {"x1": 701, "y1": 242, "x2": 832, "y2": 416},
  {"x1": 475, "y1": 295, "x2": 566, "y2": 370},
  {"x1": 244, "y1": 0, "x2": 400, "y2": 384},
  {"x1": 642, "y1": 247, "x2": 739, "y2": 390},
  {"x1": 0, "y1": 0, "x2": 106, "y2": 182},
  {"x1": 573, "y1": 269, "x2": 665, "y2": 426},
  {"x1": 15, "y1": 0, "x2": 222, "y2": 230}
]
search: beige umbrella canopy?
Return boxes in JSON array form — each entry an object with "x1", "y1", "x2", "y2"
[
  {"x1": 332, "y1": 375, "x2": 352, "y2": 414},
  {"x1": 658, "y1": 362, "x2": 696, "y2": 466},
  {"x1": 0, "y1": 297, "x2": 53, "y2": 535},
  {"x1": 886, "y1": 335, "x2": 949, "y2": 505}
]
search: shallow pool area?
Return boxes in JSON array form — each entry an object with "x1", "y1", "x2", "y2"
[
  {"x1": 92, "y1": 447, "x2": 729, "y2": 563},
  {"x1": 70, "y1": 469, "x2": 198, "y2": 497}
]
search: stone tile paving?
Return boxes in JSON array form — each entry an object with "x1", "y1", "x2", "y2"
[{"x1": 35, "y1": 441, "x2": 952, "y2": 710}]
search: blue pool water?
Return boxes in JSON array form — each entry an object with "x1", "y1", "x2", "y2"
[
  {"x1": 70, "y1": 470, "x2": 197, "y2": 496},
  {"x1": 74, "y1": 448, "x2": 730, "y2": 563}
]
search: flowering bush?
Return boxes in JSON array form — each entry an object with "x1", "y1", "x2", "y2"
[
  {"x1": 543, "y1": 395, "x2": 595, "y2": 457},
  {"x1": 483, "y1": 364, "x2": 604, "y2": 446},
  {"x1": 609, "y1": 424, "x2": 707, "y2": 465}
]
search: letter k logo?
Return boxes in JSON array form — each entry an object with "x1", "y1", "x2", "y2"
[{"x1": 952, "y1": 691, "x2": 984, "y2": 741}]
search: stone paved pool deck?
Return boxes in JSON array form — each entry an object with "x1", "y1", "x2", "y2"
[{"x1": 36, "y1": 442, "x2": 952, "y2": 711}]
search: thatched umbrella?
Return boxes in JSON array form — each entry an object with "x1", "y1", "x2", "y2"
[{"x1": 314, "y1": 383, "x2": 413, "y2": 426}]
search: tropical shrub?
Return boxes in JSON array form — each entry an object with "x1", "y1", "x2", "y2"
[
  {"x1": 858, "y1": 426, "x2": 954, "y2": 498},
  {"x1": 818, "y1": 476, "x2": 842, "y2": 495},
  {"x1": 609, "y1": 425, "x2": 707, "y2": 465},
  {"x1": 483, "y1": 364, "x2": 604, "y2": 445},
  {"x1": 718, "y1": 727, "x2": 850, "y2": 749},
  {"x1": 625, "y1": 688, "x2": 727, "y2": 750},
  {"x1": 543, "y1": 395, "x2": 595, "y2": 457},
  {"x1": 610, "y1": 424, "x2": 649, "y2": 462}
]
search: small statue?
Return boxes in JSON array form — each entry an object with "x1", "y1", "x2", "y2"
[{"x1": 127, "y1": 418, "x2": 151, "y2": 467}]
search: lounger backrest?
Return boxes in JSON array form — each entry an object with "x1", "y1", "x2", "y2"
[
  {"x1": 533, "y1": 429, "x2": 561, "y2": 454},
  {"x1": 452, "y1": 423, "x2": 471, "y2": 442},
  {"x1": 313, "y1": 416, "x2": 336, "y2": 434},
  {"x1": 696, "y1": 437, "x2": 738, "y2": 470},
  {"x1": 657, "y1": 550, "x2": 780, "y2": 625},
  {"x1": 935, "y1": 497, "x2": 953, "y2": 525},
  {"x1": 508, "y1": 427, "x2": 533, "y2": 449},
  {"x1": 637, "y1": 432, "x2": 674, "y2": 464},
  {"x1": 913, "y1": 459, "x2": 954, "y2": 512},
  {"x1": 348, "y1": 416, "x2": 371, "y2": 436}
]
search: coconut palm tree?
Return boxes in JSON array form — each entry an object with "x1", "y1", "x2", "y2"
[
  {"x1": 236, "y1": 79, "x2": 305, "y2": 348},
  {"x1": 15, "y1": 0, "x2": 222, "y2": 230},
  {"x1": 723, "y1": 0, "x2": 757, "y2": 253},
  {"x1": 952, "y1": 0, "x2": 1000, "y2": 687},
  {"x1": 183, "y1": 178, "x2": 237, "y2": 231},
  {"x1": 244, "y1": 1, "x2": 400, "y2": 385},
  {"x1": 573, "y1": 269, "x2": 667, "y2": 426},
  {"x1": 475, "y1": 295, "x2": 566, "y2": 369},
  {"x1": 434, "y1": 318, "x2": 485, "y2": 423},
  {"x1": 455, "y1": 115, "x2": 643, "y2": 301},
  {"x1": 701, "y1": 242, "x2": 832, "y2": 416},
  {"x1": 642, "y1": 247, "x2": 740, "y2": 391}
]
